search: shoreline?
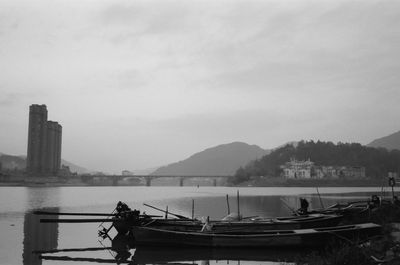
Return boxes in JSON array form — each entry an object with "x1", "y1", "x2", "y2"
[{"x1": 0, "y1": 182, "x2": 393, "y2": 188}]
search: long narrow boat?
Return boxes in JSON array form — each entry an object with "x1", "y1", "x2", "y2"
[
  {"x1": 298, "y1": 202, "x2": 371, "y2": 224},
  {"x1": 131, "y1": 222, "x2": 382, "y2": 248},
  {"x1": 112, "y1": 213, "x2": 343, "y2": 234}
]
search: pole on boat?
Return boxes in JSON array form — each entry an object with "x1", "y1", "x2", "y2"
[
  {"x1": 98, "y1": 208, "x2": 117, "y2": 229},
  {"x1": 280, "y1": 198, "x2": 299, "y2": 216},
  {"x1": 191, "y1": 199, "x2": 195, "y2": 220},
  {"x1": 143, "y1": 203, "x2": 190, "y2": 220},
  {"x1": 316, "y1": 187, "x2": 325, "y2": 209},
  {"x1": 226, "y1": 194, "x2": 230, "y2": 215},
  {"x1": 389, "y1": 175, "x2": 396, "y2": 200},
  {"x1": 237, "y1": 190, "x2": 241, "y2": 220}
]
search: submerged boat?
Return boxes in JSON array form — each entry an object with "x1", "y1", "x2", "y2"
[{"x1": 132, "y1": 222, "x2": 382, "y2": 248}]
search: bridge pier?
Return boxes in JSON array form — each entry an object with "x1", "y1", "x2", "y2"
[
  {"x1": 179, "y1": 177, "x2": 184, "y2": 187},
  {"x1": 213, "y1": 179, "x2": 217, "y2": 186},
  {"x1": 112, "y1": 176, "x2": 118, "y2": 186},
  {"x1": 146, "y1": 178, "x2": 152, "y2": 186}
]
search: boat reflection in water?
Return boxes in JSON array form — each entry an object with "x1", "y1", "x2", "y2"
[{"x1": 38, "y1": 233, "x2": 300, "y2": 265}]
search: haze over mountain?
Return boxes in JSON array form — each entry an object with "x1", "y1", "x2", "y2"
[
  {"x1": 368, "y1": 130, "x2": 400, "y2": 151},
  {"x1": 151, "y1": 142, "x2": 269, "y2": 176},
  {"x1": 0, "y1": 153, "x2": 89, "y2": 174}
]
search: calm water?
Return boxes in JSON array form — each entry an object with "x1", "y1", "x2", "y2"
[{"x1": 0, "y1": 186, "x2": 394, "y2": 265}]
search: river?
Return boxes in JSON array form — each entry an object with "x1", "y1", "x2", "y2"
[{"x1": 0, "y1": 186, "x2": 394, "y2": 265}]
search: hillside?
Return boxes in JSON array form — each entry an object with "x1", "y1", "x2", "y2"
[
  {"x1": 60, "y1": 159, "x2": 90, "y2": 174},
  {"x1": 231, "y1": 141, "x2": 400, "y2": 184},
  {"x1": 368, "y1": 130, "x2": 400, "y2": 151},
  {"x1": 152, "y1": 142, "x2": 269, "y2": 176},
  {"x1": 0, "y1": 154, "x2": 26, "y2": 170},
  {"x1": 0, "y1": 153, "x2": 89, "y2": 174}
]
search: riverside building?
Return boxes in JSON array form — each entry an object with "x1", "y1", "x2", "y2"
[{"x1": 281, "y1": 158, "x2": 366, "y2": 179}]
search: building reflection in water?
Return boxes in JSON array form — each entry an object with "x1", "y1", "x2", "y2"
[
  {"x1": 22, "y1": 187, "x2": 61, "y2": 265},
  {"x1": 22, "y1": 208, "x2": 59, "y2": 265}
]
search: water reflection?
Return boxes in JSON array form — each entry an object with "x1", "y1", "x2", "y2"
[
  {"x1": 39, "y1": 233, "x2": 301, "y2": 264},
  {"x1": 18, "y1": 188, "x2": 380, "y2": 265},
  {"x1": 23, "y1": 209, "x2": 59, "y2": 265},
  {"x1": 158, "y1": 193, "x2": 371, "y2": 220},
  {"x1": 22, "y1": 188, "x2": 61, "y2": 265},
  {"x1": 163, "y1": 196, "x2": 294, "y2": 219}
]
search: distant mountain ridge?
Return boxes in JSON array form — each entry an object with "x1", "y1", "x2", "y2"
[
  {"x1": 151, "y1": 142, "x2": 270, "y2": 176},
  {"x1": 0, "y1": 153, "x2": 89, "y2": 174},
  {"x1": 368, "y1": 130, "x2": 400, "y2": 151}
]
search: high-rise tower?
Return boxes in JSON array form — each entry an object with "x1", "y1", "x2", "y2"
[
  {"x1": 27, "y1": 104, "x2": 48, "y2": 174},
  {"x1": 45, "y1": 121, "x2": 62, "y2": 174},
  {"x1": 27, "y1": 104, "x2": 62, "y2": 176}
]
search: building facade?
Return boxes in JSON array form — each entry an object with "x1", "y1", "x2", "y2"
[
  {"x1": 281, "y1": 158, "x2": 366, "y2": 179},
  {"x1": 27, "y1": 104, "x2": 62, "y2": 176},
  {"x1": 282, "y1": 158, "x2": 314, "y2": 179}
]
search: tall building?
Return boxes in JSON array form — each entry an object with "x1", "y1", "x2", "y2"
[
  {"x1": 27, "y1": 104, "x2": 62, "y2": 176},
  {"x1": 46, "y1": 121, "x2": 62, "y2": 174}
]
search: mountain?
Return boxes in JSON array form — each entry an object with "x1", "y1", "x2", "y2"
[
  {"x1": 60, "y1": 159, "x2": 90, "y2": 174},
  {"x1": 0, "y1": 154, "x2": 26, "y2": 170},
  {"x1": 0, "y1": 152, "x2": 89, "y2": 174},
  {"x1": 368, "y1": 130, "x2": 400, "y2": 151},
  {"x1": 151, "y1": 142, "x2": 270, "y2": 176}
]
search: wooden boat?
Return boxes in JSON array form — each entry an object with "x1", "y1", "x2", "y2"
[
  {"x1": 298, "y1": 202, "x2": 371, "y2": 224},
  {"x1": 131, "y1": 222, "x2": 382, "y2": 248},
  {"x1": 113, "y1": 213, "x2": 343, "y2": 234}
]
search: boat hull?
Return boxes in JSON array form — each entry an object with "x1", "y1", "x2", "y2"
[{"x1": 132, "y1": 223, "x2": 382, "y2": 248}]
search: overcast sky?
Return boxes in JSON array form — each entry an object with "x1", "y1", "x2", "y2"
[{"x1": 0, "y1": 0, "x2": 399, "y2": 173}]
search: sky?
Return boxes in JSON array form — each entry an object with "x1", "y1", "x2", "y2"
[{"x1": 0, "y1": 0, "x2": 399, "y2": 173}]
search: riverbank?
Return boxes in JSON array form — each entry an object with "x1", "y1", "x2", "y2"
[
  {"x1": 297, "y1": 203, "x2": 400, "y2": 264},
  {"x1": 0, "y1": 173, "x2": 391, "y2": 187},
  {"x1": 0, "y1": 181, "x2": 390, "y2": 187},
  {"x1": 237, "y1": 176, "x2": 388, "y2": 187}
]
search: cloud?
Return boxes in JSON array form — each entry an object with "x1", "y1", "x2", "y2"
[{"x1": 0, "y1": 0, "x2": 400, "y2": 172}]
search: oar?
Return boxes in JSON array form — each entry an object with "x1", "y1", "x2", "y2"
[
  {"x1": 40, "y1": 218, "x2": 118, "y2": 223},
  {"x1": 34, "y1": 211, "x2": 117, "y2": 216},
  {"x1": 41, "y1": 255, "x2": 196, "y2": 265},
  {"x1": 35, "y1": 210, "x2": 162, "y2": 218},
  {"x1": 33, "y1": 246, "x2": 112, "y2": 254},
  {"x1": 143, "y1": 203, "x2": 190, "y2": 220},
  {"x1": 40, "y1": 255, "x2": 129, "y2": 264}
]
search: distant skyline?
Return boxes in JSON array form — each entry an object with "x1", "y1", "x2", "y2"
[{"x1": 1, "y1": 0, "x2": 399, "y2": 173}]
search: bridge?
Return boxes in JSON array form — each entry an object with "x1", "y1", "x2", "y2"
[{"x1": 80, "y1": 174, "x2": 232, "y2": 186}]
